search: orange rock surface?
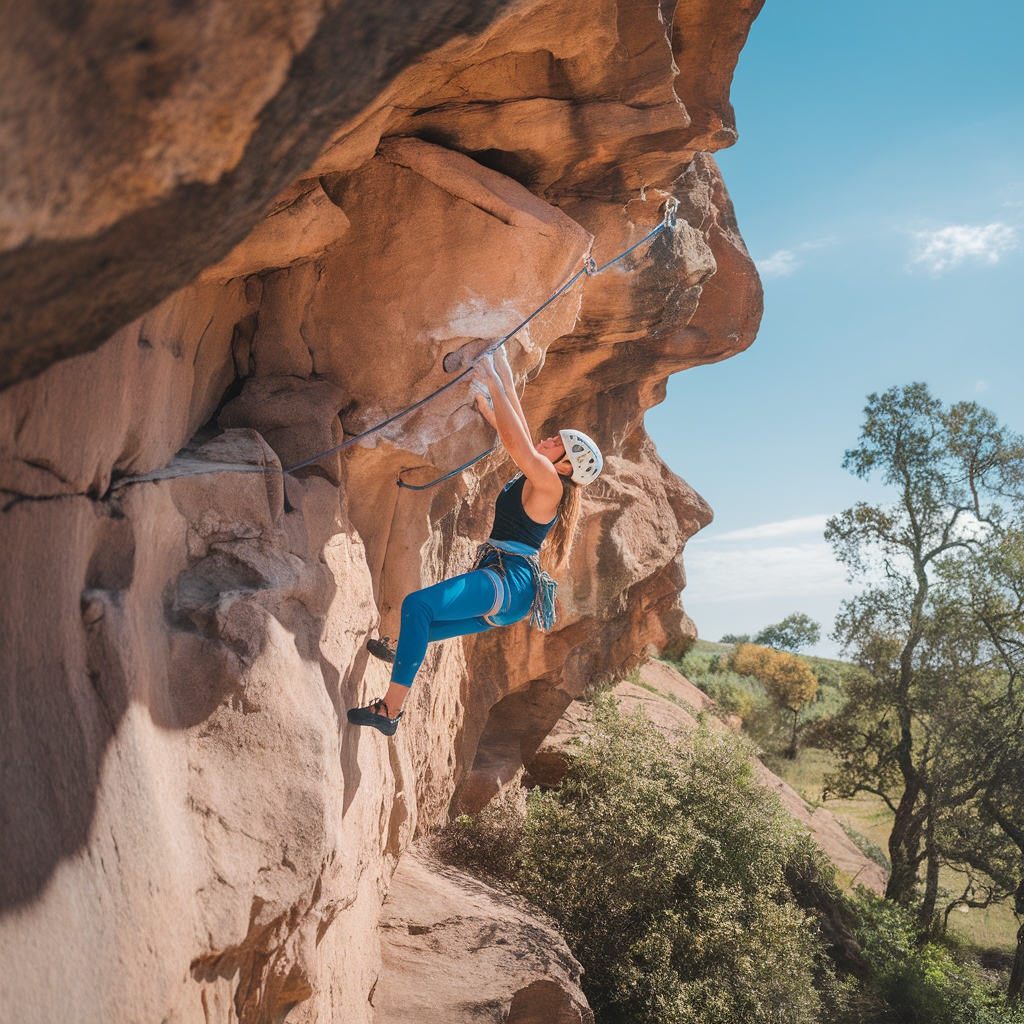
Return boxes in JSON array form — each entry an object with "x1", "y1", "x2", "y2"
[
  {"x1": 374, "y1": 847, "x2": 593, "y2": 1024},
  {"x1": 0, "y1": 1, "x2": 764, "y2": 1021}
]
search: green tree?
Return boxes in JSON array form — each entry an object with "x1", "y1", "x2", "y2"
[
  {"x1": 719, "y1": 632, "x2": 751, "y2": 645},
  {"x1": 822, "y1": 383, "x2": 1024, "y2": 911},
  {"x1": 935, "y1": 525, "x2": 1024, "y2": 999},
  {"x1": 754, "y1": 613, "x2": 822, "y2": 653},
  {"x1": 850, "y1": 890, "x2": 1013, "y2": 1024},
  {"x1": 731, "y1": 643, "x2": 819, "y2": 759}
]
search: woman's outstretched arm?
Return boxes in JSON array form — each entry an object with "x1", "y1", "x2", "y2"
[
  {"x1": 473, "y1": 358, "x2": 562, "y2": 503},
  {"x1": 490, "y1": 346, "x2": 532, "y2": 439}
]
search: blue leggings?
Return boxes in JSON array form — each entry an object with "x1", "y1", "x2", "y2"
[{"x1": 391, "y1": 561, "x2": 534, "y2": 687}]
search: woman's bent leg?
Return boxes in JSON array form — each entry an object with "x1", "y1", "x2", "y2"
[
  {"x1": 391, "y1": 571, "x2": 498, "y2": 687},
  {"x1": 426, "y1": 616, "x2": 493, "y2": 643},
  {"x1": 380, "y1": 615, "x2": 489, "y2": 715}
]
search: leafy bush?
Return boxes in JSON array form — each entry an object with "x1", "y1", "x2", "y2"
[
  {"x1": 514, "y1": 696, "x2": 836, "y2": 1024},
  {"x1": 851, "y1": 890, "x2": 1022, "y2": 1024},
  {"x1": 673, "y1": 649, "x2": 854, "y2": 765},
  {"x1": 434, "y1": 774, "x2": 525, "y2": 881},
  {"x1": 675, "y1": 649, "x2": 721, "y2": 678},
  {"x1": 675, "y1": 650, "x2": 761, "y2": 717},
  {"x1": 671, "y1": 650, "x2": 800, "y2": 760},
  {"x1": 802, "y1": 659, "x2": 847, "y2": 720},
  {"x1": 807, "y1": 658, "x2": 843, "y2": 693},
  {"x1": 436, "y1": 695, "x2": 1021, "y2": 1024}
]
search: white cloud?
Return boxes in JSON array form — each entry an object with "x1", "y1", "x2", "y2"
[
  {"x1": 685, "y1": 541, "x2": 848, "y2": 603},
  {"x1": 975, "y1": 380, "x2": 989, "y2": 393},
  {"x1": 685, "y1": 515, "x2": 846, "y2": 604},
  {"x1": 709, "y1": 514, "x2": 831, "y2": 542},
  {"x1": 757, "y1": 237, "x2": 838, "y2": 279},
  {"x1": 682, "y1": 514, "x2": 855, "y2": 653},
  {"x1": 758, "y1": 249, "x2": 798, "y2": 277},
  {"x1": 910, "y1": 223, "x2": 1018, "y2": 274}
]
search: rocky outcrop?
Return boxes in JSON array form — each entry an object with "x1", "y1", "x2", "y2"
[
  {"x1": 0, "y1": 1, "x2": 764, "y2": 1021},
  {"x1": 374, "y1": 848, "x2": 593, "y2": 1024},
  {"x1": 0, "y1": 0, "x2": 518, "y2": 388}
]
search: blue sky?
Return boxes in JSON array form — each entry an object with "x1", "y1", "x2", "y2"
[{"x1": 646, "y1": 0, "x2": 1024, "y2": 654}]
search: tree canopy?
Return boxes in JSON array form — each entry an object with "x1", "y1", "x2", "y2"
[
  {"x1": 730, "y1": 643, "x2": 819, "y2": 758},
  {"x1": 754, "y1": 613, "x2": 822, "y2": 653},
  {"x1": 818, "y1": 383, "x2": 1024, "y2": 962}
]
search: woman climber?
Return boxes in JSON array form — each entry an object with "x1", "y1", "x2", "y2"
[{"x1": 346, "y1": 347, "x2": 603, "y2": 735}]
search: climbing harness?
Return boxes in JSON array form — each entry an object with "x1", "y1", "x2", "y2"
[
  {"x1": 111, "y1": 198, "x2": 679, "y2": 494},
  {"x1": 471, "y1": 539, "x2": 559, "y2": 631}
]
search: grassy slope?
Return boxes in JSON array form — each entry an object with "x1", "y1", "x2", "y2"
[
  {"x1": 674, "y1": 644, "x2": 1020, "y2": 952},
  {"x1": 774, "y1": 749, "x2": 1018, "y2": 951}
]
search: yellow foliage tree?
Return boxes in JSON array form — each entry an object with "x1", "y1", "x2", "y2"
[{"x1": 730, "y1": 644, "x2": 819, "y2": 758}]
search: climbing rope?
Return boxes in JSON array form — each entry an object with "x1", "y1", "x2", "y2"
[
  {"x1": 111, "y1": 198, "x2": 678, "y2": 493},
  {"x1": 395, "y1": 445, "x2": 498, "y2": 491},
  {"x1": 389, "y1": 198, "x2": 679, "y2": 490}
]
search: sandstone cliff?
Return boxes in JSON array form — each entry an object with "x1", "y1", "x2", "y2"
[{"x1": 0, "y1": 1, "x2": 764, "y2": 1021}]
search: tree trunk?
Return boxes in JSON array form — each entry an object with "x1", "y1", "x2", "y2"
[
  {"x1": 786, "y1": 708, "x2": 798, "y2": 760},
  {"x1": 886, "y1": 785, "x2": 923, "y2": 904},
  {"x1": 886, "y1": 575, "x2": 926, "y2": 905},
  {"x1": 1010, "y1": 923, "x2": 1024, "y2": 1003},
  {"x1": 920, "y1": 813, "x2": 940, "y2": 933}
]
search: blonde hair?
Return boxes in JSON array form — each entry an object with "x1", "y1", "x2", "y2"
[{"x1": 540, "y1": 474, "x2": 581, "y2": 575}]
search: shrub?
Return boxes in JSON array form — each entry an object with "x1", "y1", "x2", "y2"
[
  {"x1": 731, "y1": 644, "x2": 819, "y2": 758},
  {"x1": 851, "y1": 890, "x2": 1020, "y2": 1024},
  {"x1": 675, "y1": 649, "x2": 721, "y2": 679},
  {"x1": 514, "y1": 696, "x2": 835, "y2": 1024},
  {"x1": 674, "y1": 650, "x2": 766, "y2": 721},
  {"x1": 436, "y1": 694, "x2": 1021, "y2": 1024},
  {"x1": 433, "y1": 771, "x2": 525, "y2": 881}
]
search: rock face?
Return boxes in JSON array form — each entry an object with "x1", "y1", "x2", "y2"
[
  {"x1": 0, "y1": 1, "x2": 764, "y2": 1021},
  {"x1": 374, "y1": 848, "x2": 593, "y2": 1024}
]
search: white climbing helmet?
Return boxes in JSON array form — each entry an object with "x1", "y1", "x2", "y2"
[{"x1": 558, "y1": 429, "x2": 603, "y2": 485}]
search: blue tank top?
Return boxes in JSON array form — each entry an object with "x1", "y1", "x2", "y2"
[{"x1": 488, "y1": 475, "x2": 557, "y2": 551}]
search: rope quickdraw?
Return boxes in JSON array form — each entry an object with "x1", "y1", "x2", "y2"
[{"x1": 396, "y1": 444, "x2": 497, "y2": 491}]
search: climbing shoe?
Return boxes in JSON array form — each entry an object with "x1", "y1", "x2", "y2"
[
  {"x1": 347, "y1": 699, "x2": 403, "y2": 736},
  {"x1": 366, "y1": 636, "x2": 396, "y2": 664}
]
